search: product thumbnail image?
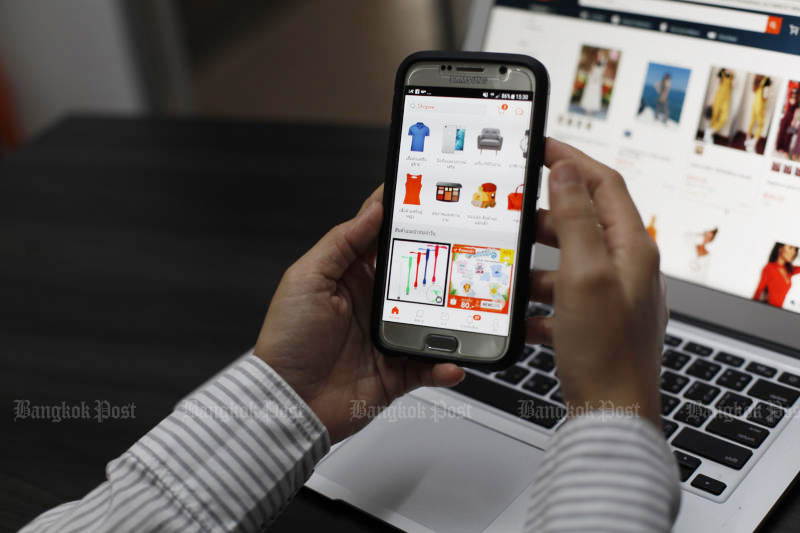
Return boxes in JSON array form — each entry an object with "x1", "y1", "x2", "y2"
[
  {"x1": 471, "y1": 183, "x2": 497, "y2": 208},
  {"x1": 773, "y1": 81, "x2": 800, "y2": 161},
  {"x1": 507, "y1": 185, "x2": 524, "y2": 211},
  {"x1": 569, "y1": 45, "x2": 622, "y2": 120},
  {"x1": 442, "y1": 125, "x2": 466, "y2": 153},
  {"x1": 636, "y1": 62, "x2": 691, "y2": 128},
  {"x1": 408, "y1": 122, "x2": 429, "y2": 152},
  {"x1": 753, "y1": 241, "x2": 800, "y2": 310},
  {"x1": 404, "y1": 173, "x2": 422, "y2": 205},
  {"x1": 387, "y1": 239, "x2": 450, "y2": 306},
  {"x1": 448, "y1": 245, "x2": 514, "y2": 314},
  {"x1": 477, "y1": 128, "x2": 503, "y2": 155},
  {"x1": 696, "y1": 67, "x2": 780, "y2": 155},
  {"x1": 436, "y1": 182, "x2": 462, "y2": 202}
]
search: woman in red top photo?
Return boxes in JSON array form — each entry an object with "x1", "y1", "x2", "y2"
[{"x1": 753, "y1": 242, "x2": 800, "y2": 307}]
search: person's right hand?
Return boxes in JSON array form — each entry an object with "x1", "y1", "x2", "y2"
[{"x1": 528, "y1": 138, "x2": 667, "y2": 427}]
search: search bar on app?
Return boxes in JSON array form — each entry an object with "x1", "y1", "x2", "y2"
[
  {"x1": 578, "y1": 0, "x2": 781, "y2": 34},
  {"x1": 408, "y1": 99, "x2": 487, "y2": 115}
]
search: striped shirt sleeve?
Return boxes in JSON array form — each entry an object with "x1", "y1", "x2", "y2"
[
  {"x1": 525, "y1": 412, "x2": 682, "y2": 533},
  {"x1": 19, "y1": 354, "x2": 331, "y2": 533}
]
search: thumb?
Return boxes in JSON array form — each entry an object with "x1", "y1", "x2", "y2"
[{"x1": 300, "y1": 200, "x2": 383, "y2": 280}]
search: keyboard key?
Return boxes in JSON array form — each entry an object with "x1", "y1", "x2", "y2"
[
  {"x1": 495, "y1": 365, "x2": 530, "y2": 385},
  {"x1": 527, "y1": 303, "x2": 552, "y2": 317},
  {"x1": 672, "y1": 427, "x2": 752, "y2": 470},
  {"x1": 778, "y1": 371, "x2": 800, "y2": 389},
  {"x1": 714, "y1": 352, "x2": 745, "y2": 367},
  {"x1": 684, "y1": 382, "x2": 721, "y2": 405},
  {"x1": 661, "y1": 371, "x2": 690, "y2": 394},
  {"x1": 707, "y1": 414, "x2": 769, "y2": 448},
  {"x1": 663, "y1": 419, "x2": 678, "y2": 439},
  {"x1": 527, "y1": 350, "x2": 555, "y2": 372},
  {"x1": 716, "y1": 368, "x2": 752, "y2": 391},
  {"x1": 692, "y1": 474, "x2": 726, "y2": 496},
  {"x1": 522, "y1": 373, "x2": 558, "y2": 396},
  {"x1": 686, "y1": 359, "x2": 721, "y2": 381},
  {"x1": 673, "y1": 402, "x2": 712, "y2": 427},
  {"x1": 550, "y1": 388, "x2": 564, "y2": 404},
  {"x1": 661, "y1": 393, "x2": 680, "y2": 416},
  {"x1": 715, "y1": 391, "x2": 753, "y2": 417},
  {"x1": 522, "y1": 345, "x2": 536, "y2": 359},
  {"x1": 747, "y1": 402, "x2": 785, "y2": 428},
  {"x1": 748, "y1": 379, "x2": 800, "y2": 408},
  {"x1": 684, "y1": 342, "x2": 713, "y2": 357},
  {"x1": 662, "y1": 349, "x2": 691, "y2": 370},
  {"x1": 664, "y1": 334, "x2": 683, "y2": 347},
  {"x1": 674, "y1": 451, "x2": 701, "y2": 482},
  {"x1": 453, "y1": 372, "x2": 566, "y2": 429},
  {"x1": 746, "y1": 362, "x2": 777, "y2": 378}
]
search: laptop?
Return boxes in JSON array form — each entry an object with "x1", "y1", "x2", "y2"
[{"x1": 307, "y1": 1, "x2": 800, "y2": 530}]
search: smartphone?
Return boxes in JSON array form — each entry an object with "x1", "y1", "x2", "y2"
[{"x1": 371, "y1": 51, "x2": 549, "y2": 369}]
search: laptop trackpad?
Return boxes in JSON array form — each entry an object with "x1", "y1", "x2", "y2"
[{"x1": 315, "y1": 396, "x2": 543, "y2": 532}]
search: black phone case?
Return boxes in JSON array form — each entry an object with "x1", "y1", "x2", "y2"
[{"x1": 370, "y1": 51, "x2": 550, "y2": 371}]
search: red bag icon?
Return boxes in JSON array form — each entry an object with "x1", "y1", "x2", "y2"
[{"x1": 507, "y1": 184, "x2": 524, "y2": 211}]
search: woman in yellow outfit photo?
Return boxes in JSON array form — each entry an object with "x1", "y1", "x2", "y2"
[
  {"x1": 698, "y1": 66, "x2": 778, "y2": 155},
  {"x1": 745, "y1": 75, "x2": 772, "y2": 153},
  {"x1": 703, "y1": 68, "x2": 734, "y2": 143}
]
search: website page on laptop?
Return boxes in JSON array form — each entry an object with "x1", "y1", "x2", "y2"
[{"x1": 485, "y1": 0, "x2": 800, "y2": 315}]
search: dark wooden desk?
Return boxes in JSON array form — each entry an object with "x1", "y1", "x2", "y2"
[{"x1": 1, "y1": 116, "x2": 797, "y2": 532}]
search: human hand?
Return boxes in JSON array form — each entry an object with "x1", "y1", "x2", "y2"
[
  {"x1": 528, "y1": 139, "x2": 667, "y2": 426},
  {"x1": 254, "y1": 185, "x2": 465, "y2": 442}
]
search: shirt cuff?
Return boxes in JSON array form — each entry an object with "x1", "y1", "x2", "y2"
[
  {"x1": 120, "y1": 353, "x2": 331, "y2": 531},
  {"x1": 526, "y1": 411, "x2": 681, "y2": 533}
]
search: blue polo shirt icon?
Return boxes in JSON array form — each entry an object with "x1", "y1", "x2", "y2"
[{"x1": 408, "y1": 122, "x2": 430, "y2": 152}]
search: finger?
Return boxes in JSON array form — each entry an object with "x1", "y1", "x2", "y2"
[
  {"x1": 301, "y1": 200, "x2": 383, "y2": 280},
  {"x1": 431, "y1": 363, "x2": 466, "y2": 387},
  {"x1": 548, "y1": 160, "x2": 610, "y2": 269},
  {"x1": 404, "y1": 360, "x2": 465, "y2": 390},
  {"x1": 526, "y1": 316, "x2": 553, "y2": 345},
  {"x1": 356, "y1": 183, "x2": 384, "y2": 217},
  {"x1": 536, "y1": 209, "x2": 558, "y2": 248},
  {"x1": 530, "y1": 269, "x2": 555, "y2": 304},
  {"x1": 545, "y1": 138, "x2": 644, "y2": 252}
]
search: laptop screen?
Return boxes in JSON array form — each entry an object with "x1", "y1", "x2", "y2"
[{"x1": 482, "y1": 0, "x2": 800, "y2": 316}]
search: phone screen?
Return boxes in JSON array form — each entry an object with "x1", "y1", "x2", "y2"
[{"x1": 382, "y1": 85, "x2": 535, "y2": 337}]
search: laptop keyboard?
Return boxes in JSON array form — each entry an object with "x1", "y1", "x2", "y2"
[{"x1": 451, "y1": 302, "x2": 800, "y2": 501}]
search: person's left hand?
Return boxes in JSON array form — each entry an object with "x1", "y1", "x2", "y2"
[{"x1": 254, "y1": 185, "x2": 465, "y2": 442}]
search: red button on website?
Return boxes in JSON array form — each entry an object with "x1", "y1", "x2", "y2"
[
  {"x1": 766, "y1": 16, "x2": 782, "y2": 35},
  {"x1": 473, "y1": 314, "x2": 481, "y2": 321}
]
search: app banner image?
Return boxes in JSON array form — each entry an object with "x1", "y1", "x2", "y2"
[
  {"x1": 773, "y1": 81, "x2": 800, "y2": 161},
  {"x1": 696, "y1": 67, "x2": 780, "y2": 155},
  {"x1": 387, "y1": 239, "x2": 450, "y2": 306},
  {"x1": 753, "y1": 241, "x2": 800, "y2": 310},
  {"x1": 569, "y1": 45, "x2": 621, "y2": 121},
  {"x1": 447, "y1": 245, "x2": 514, "y2": 314},
  {"x1": 636, "y1": 62, "x2": 691, "y2": 128}
]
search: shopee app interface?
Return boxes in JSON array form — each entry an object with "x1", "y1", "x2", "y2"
[{"x1": 383, "y1": 86, "x2": 534, "y2": 336}]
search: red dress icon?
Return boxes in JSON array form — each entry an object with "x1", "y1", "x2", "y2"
[{"x1": 404, "y1": 174, "x2": 422, "y2": 205}]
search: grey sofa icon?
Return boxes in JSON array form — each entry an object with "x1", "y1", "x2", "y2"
[{"x1": 477, "y1": 128, "x2": 503, "y2": 154}]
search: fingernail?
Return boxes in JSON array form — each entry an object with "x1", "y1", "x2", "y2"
[{"x1": 552, "y1": 163, "x2": 580, "y2": 188}]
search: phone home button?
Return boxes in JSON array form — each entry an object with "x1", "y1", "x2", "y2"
[{"x1": 425, "y1": 334, "x2": 459, "y2": 353}]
